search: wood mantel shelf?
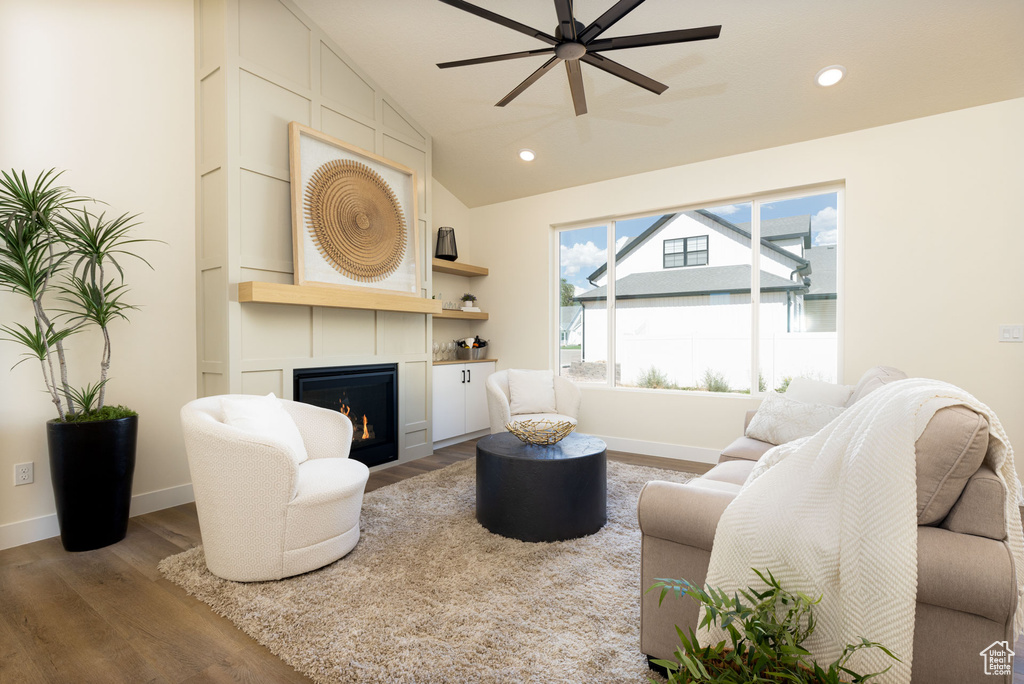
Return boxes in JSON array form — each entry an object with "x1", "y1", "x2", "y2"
[
  {"x1": 239, "y1": 281, "x2": 442, "y2": 315},
  {"x1": 435, "y1": 309, "x2": 489, "y2": 320},
  {"x1": 431, "y1": 258, "x2": 488, "y2": 277}
]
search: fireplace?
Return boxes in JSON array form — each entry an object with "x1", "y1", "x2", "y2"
[{"x1": 293, "y1": 364, "x2": 398, "y2": 467}]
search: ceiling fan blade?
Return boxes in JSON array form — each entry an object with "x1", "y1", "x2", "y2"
[
  {"x1": 581, "y1": 53, "x2": 667, "y2": 94},
  {"x1": 438, "y1": 0, "x2": 557, "y2": 46},
  {"x1": 565, "y1": 59, "x2": 588, "y2": 116},
  {"x1": 438, "y1": 47, "x2": 555, "y2": 69},
  {"x1": 553, "y1": 0, "x2": 577, "y2": 40},
  {"x1": 496, "y1": 56, "x2": 562, "y2": 107},
  {"x1": 578, "y1": 0, "x2": 645, "y2": 44},
  {"x1": 586, "y1": 25, "x2": 722, "y2": 52}
]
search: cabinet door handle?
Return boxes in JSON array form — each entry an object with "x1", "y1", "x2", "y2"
[
  {"x1": 467, "y1": 369, "x2": 471, "y2": 383},
  {"x1": 462, "y1": 370, "x2": 466, "y2": 383}
]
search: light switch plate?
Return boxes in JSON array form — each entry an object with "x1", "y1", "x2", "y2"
[{"x1": 998, "y1": 324, "x2": 1024, "y2": 343}]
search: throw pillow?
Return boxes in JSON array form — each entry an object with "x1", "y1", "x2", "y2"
[
  {"x1": 785, "y1": 377, "x2": 854, "y2": 407},
  {"x1": 745, "y1": 392, "x2": 844, "y2": 446},
  {"x1": 507, "y1": 369, "x2": 557, "y2": 415},
  {"x1": 846, "y1": 366, "x2": 908, "y2": 407},
  {"x1": 221, "y1": 393, "x2": 309, "y2": 465}
]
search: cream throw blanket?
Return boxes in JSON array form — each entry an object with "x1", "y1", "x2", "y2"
[{"x1": 702, "y1": 378, "x2": 1024, "y2": 683}]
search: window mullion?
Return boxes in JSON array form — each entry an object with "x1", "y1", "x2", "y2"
[
  {"x1": 606, "y1": 221, "x2": 616, "y2": 388},
  {"x1": 750, "y1": 200, "x2": 761, "y2": 394}
]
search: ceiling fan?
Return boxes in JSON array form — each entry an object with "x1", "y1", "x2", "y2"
[{"x1": 436, "y1": 0, "x2": 721, "y2": 116}]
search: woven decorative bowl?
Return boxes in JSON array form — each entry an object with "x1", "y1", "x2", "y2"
[{"x1": 505, "y1": 419, "x2": 576, "y2": 445}]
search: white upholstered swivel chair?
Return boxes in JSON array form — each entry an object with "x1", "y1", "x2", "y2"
[
  {"x1": 486, "y1": 369, "x2": 582, "y2": 434},
  {"x1": 180, "y1": 395, "x2": 369, "y2": 582}
]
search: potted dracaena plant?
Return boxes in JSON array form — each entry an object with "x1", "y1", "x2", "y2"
[{"x1": 0, "y1": 169, "x2": 156, "y2": 551}]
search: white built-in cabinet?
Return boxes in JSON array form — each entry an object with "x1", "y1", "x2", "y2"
[{"x1": 432, "y1": 361, "x2": 496, "y2": 442}]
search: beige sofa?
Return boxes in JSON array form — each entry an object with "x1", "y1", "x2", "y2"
[{"x1": 638, "y1": 367, "x2": 1017, "y2": 683}]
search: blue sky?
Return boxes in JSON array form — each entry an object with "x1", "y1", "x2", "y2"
[{"x1": 559, "y1": 192, "x2": 838, "y2": 290}]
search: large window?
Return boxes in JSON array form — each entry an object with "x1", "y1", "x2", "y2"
[{"x1": 556, "y1": 188, "x2": 841, "y2": 393}]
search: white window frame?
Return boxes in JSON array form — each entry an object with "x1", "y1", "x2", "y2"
[{"x1": 552, "y1": 183, "x2": 844, "y2": 393}]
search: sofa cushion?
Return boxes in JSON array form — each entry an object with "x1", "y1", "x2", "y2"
[
  {"x1": 916, "y1": 405, "x2": 989, "y2": 525},
  {"x1": 940, "y1": 465, "x2": 1006, "y2": 540},
  {"x1": 638, "y1": 480, "x2": 734, "y2": 549},
  {"x1": 507, "y1": 369, "x2": 557, "y2": 415},
  {"x1": 916, "y1": 526, "x2": 1014, "y2": 623},
  {"x1": 745, "y1": 392, "x2": 844, "y2": 446},
  {"x1": 720, "y1": 435, "x2": 774, "y2": 462},
  {"x1": 702, "y1": 459, "x2": 756, "y2": 486},
  {"x1": 785, "y1": 377, "x2": 854, "y2": 407},
  {"x1": 846, "y1": 366, "x2": 907, "y2": 407},
  {"x1": 221, "y1": 393, "x2": 308, "y2": 465}
]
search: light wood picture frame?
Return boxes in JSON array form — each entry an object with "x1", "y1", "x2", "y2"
[{"x1": 288, "y1": 121, "x2": 421, "y2": 296}]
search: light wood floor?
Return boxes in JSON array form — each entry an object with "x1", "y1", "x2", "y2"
[
  {"x1": 0, "y1": 441, "x2": 705, "y2": 683},
  {"x1": 2, "y1": 443, "x2": 1021, "y2": 683}
]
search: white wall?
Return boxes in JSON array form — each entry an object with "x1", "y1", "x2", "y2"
[
  {"x1": 431, "y1": 179, "x2": 484, "y2": 349},
  {"x1": 0, "y1": 0, "x2": 196, "y2": 547},
  {"x1": 470, "y1": 98, "x2": 1024, "y2": 470}
]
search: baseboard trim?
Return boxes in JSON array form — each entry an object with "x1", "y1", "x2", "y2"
[
  {"x1": 129, "y1": 482, "x2": 195, "y2": 518},
  {"x1": 433, "y1": 428, "x2": 490, "y2": 450},
  {"x1": 590, "y1": 434, "x2": 720, "y2": 464},
  {"x1": 0, "y1": 482, "x2": 195, "y2": 552}
]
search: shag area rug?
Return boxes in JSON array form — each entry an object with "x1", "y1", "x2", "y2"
[{"x1": 159, "y1": 458, "x2": 696, "y2": 683}]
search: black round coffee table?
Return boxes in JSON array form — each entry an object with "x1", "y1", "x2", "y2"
[{"x1": 475, "y1": 432, "x2": 607, "y2": 542}]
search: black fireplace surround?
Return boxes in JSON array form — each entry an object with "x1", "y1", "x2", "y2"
[{"x1": 293, "y1": 364, "x2": 398, "y2": 467}]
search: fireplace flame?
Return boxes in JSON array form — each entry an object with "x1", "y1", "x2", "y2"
[
  {"x1": 362, "y1": 414, "x2": 369, "y2": 440},
  {"x1": 339, "y1": 401, "x2": 351, "y2": 417}
]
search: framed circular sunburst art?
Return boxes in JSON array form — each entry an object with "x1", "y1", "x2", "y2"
[{"x1": 289, "y1": 122, "x2": 420, "y2": 295}]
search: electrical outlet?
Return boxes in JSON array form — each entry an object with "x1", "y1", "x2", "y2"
[{"x1": 14, "y1": 462, "x2": 33, "y2": 486}]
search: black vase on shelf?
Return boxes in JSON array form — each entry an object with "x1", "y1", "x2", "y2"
[{"x1": 435, "y1": 226, "x2": 458, "y2": 261}]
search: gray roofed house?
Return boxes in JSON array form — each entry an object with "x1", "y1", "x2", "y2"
[
  {"x1": 803, "y1": 245, "x2": 837, "y2": 298},
  {"x1": 585, "y1": 211, "x2": 809, "y2": 284},
  {"x1": 559, "y1": 305, "x2": 583, "y2": 346},
  {"x1": 735, "y1": 215, "x2": 813, "y2": 247},
  {"x1": 575, "y1": 265, "x2": 804, "y2": 302}
]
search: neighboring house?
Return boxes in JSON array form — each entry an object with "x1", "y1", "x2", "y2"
[
  {"x1": 573, "y1": 210, "x2": 837, "y2": 388},
  {"x1": 559, "y1": 305, "x2": 582, "y2": 347}
]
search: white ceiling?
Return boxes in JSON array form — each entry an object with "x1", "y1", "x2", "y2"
[{"x1": 293, "y1": 0, "x2": 1024, "y2": 208}]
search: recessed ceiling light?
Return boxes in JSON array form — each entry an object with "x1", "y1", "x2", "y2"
[
  {"x1": 815, "y1": 65, "x2": 846, "y2": 87},
  {"x1": 518, "y1": 149, "x2": 536, "y2": 162}
]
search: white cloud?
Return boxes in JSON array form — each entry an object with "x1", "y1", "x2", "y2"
[
  {"x1": 708, "y1": 204, "x2": 741, "y2": 215},
  {"x1": 615, "y1": 235, "x2": 630, "y2": 251},
  {"x1": 811, "y1": 207, "x2": 838, "y2": 246},
  {"x1": 560, "y1": 241, "x2": 606, "y2": 279},
  {"x1": 574, "y1": 285, "x2": 587, "y2": 296}
]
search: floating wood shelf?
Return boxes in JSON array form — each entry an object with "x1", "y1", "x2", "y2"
[
  {"x1": 433, "y1": 358, "x2": 496, "y2": 366},
  {"x1": 435, "y1": 309, "x2": 489, "y2": 320},
  {"x1": 239, "y1": 281, "x2": 442, "y2": 314},
  {"x1": 431, "y1": 258, "x2": 488, "y2": 277}
]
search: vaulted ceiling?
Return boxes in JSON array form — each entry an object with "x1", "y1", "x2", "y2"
[{"x1": 293, "y1": 0, "x2": 1024, "y2": 207}]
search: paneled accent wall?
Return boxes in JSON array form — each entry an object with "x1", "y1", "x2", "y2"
[{"x1": 195, "y1": 0, "x2": 434, "y2": 465}]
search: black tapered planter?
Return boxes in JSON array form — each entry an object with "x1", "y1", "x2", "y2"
[{"x1": 47, "y1": 415, "x2": 138, "y2": 552}]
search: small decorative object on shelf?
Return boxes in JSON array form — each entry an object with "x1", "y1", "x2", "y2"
[
  {"x1": 456, "y1": 336, "x2": 488, "y2": 360},
  {"x1": 435, "y1": 226, "x2": 458, "y2": 261},
  {"x1": 506, "y1": 419, "x2": 576, "y2": 445},
  {"x1": 460, "y1": 292, "x2": 479, "y2": 312}
]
